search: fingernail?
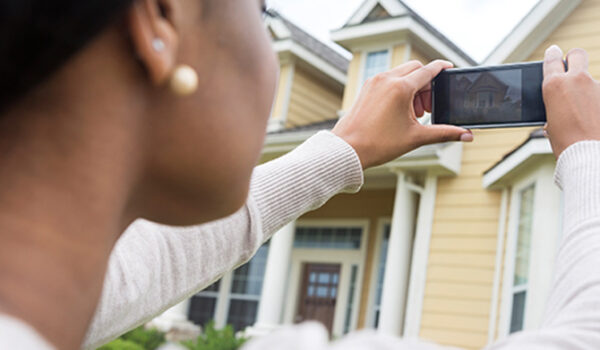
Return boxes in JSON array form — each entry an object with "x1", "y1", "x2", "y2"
[
  {"x1": 546, "y1": 45, "x2": 560, "y2": 53},
  {"x1": 460, "y1": 133, "x2": 474, "y2": 142}
]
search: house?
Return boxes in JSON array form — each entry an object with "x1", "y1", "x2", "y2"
[{"x1": 157, "y1": 0, "x2": 599, "y2": 349}]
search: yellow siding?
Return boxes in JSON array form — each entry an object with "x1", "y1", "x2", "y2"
[
  {"x1": 527, "y1": 0, "x2": 600, "y2": 79},
  {"x1": 391, "y1": 44, "x2": 408, "y2": 68},
  {"x1": 420, "y1": 328, "x2": 487, "y2": 350},
  {"x1": 421, "y1": 127, "x2": 535, "y2": 350},
  {"x1": 271, "y1": 63, "x2": 293, "y2": 121},
  {"x1": 285, "y1": 66, "x2": 343, "y2": 128},
  {"x1": 342, "y1": 52, "x2": 363, "y2": 111},
  {"x1": 410, "y1": 46, "x2": 433, "y2": 64},
  {"x1": 301, "y1": 189, "x2": 395, "y2": 329}
]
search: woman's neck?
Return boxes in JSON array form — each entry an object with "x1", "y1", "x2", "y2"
[{"x1": 0, "y1": 91, "x2": 144, "y2": 349}]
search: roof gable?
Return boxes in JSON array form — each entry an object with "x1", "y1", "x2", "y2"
[
  {"x1": 484, "y1": 0, "x2": 581, "y2": 64},
  {"x1": 346, "y1": 0, "x2": 408, "y2": 26},
  {"x1": 333, "y1": 0, "x2": 476, "y2": 66},
  {"x1": 265, "y1": 11, "x2": 349, "y2": 76},
  {"x1": 364, "y1": 4, "x2": 392, "y2": 23}
]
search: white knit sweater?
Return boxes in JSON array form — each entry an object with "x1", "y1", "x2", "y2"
[{"x1": 1, "y1": 132, "x2": 600, "y2": 350}]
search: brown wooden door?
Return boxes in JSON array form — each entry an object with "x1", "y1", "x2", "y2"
[{"x1": 295, "y1": 263, "x2": 341, "y2": 334}]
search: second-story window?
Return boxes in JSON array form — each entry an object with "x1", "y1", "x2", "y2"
[{"x1": 363, "y1": 50, "x2": 390, "y2": 84}]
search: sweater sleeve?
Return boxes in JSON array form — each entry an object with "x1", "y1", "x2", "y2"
[
  {"x1": 81, "y1": 131, "x2": 364, "y2": 349},
  {"x1": 488, "y1": 141, "x2": 600, "y2": 350}
]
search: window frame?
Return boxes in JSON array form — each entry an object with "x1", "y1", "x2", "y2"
[
  {"x1": 508, "y1": 184, "x2": 535, "y2": 333},
  {"x1": 497, "y1": 163, "x2": 562, "y2": 338},
  {"x1": 359, "y1": 48, "x2": 392, "y2": 88}
]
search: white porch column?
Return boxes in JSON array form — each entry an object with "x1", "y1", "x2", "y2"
[
  {"x1": 247, "y1": 221, "x2": 295, "y2": 334},
  {"x1": 403, "y1": 174, "x2": 437, "y2": 337},
  {"x1": 378, "y1": 171, "x2": 416, "y2": 335}
]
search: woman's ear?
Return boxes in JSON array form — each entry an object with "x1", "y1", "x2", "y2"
[{"x1": 128, "y1": 0, "x2": 180, "y2": 85}]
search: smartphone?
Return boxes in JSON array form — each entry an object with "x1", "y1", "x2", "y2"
[{"x1": 432, "y1": 61, "x2": 546, "y2": 129}]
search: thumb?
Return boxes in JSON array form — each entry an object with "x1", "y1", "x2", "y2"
[{"x1": 416, "y1": 125, "x2": 473, "y2": 146}]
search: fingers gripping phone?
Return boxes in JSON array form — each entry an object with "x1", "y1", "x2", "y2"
[{"x1": 432, "y1": 61, "x2": 547, "y2": 129}]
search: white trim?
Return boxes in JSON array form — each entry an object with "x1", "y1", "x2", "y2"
[
  {"x1": 497, "y1": 163, "x2": 561, "y2": 338},
  {"x1": 282, "y1": 219, "x2": 369, "y2": 338},
  {"x1": 378, "y1": 171, "x2": 417, "y2": 335},
  {"x1": 365, "y1": 218, "x2": 392, "y2": 328},
  {"x1": 525, "y1": 165, "x2": 561, "y2": 328},
  {"x1": 405, "y1": 182, "x2": 424, "y2": 195},
  {"x1": 273, "y1": 40, "x2": 347, "y2": 85},
  {"x1": 213, "y1": 272, "x2": 233, "y2": 328},
  {"x1": 498, "y1": 175, "x2": 535, "y2": 337},
  {"x1": 347, "y1": 0, "x2": 380, "y2": 26},
  {"x1": 331, "y1": 17, "x2": 473, "y2": 67},
  {"x1": 404, "y1": 42, "x2": 412, "y2": 63},
  {"x1": 483, "y1": 138, "x2": 553, "y2": 189},
  {"x1": 386, "y1": 141, "x2": 463, "y2": 176},
  {"x1": 403, "y1": 173, "x2": 438, "y2": 338},
  {"x1": 266, "y1": 17, "x2": 292, "y2": 40},
  {"x1": 280, "y1": 63, "x2": 295, "y2": 126},
  {"x1": 484, "y1": 0, "x2": 581, "y2": 64},
  {"x1": 267, "y1": 62, "x2": 296, "y2": 133},
  {"x1": 347, "y1": 0, "x2": 408, "y2": 25},
  {"x1": 488, "y1": 188, "x2": 509, "y2": 344},
  {"x1": 263, "y1": 136, "x2": 462, "y2": 177},
  {"x1": 266, "y1": 119, "x2": 284, "y2": 133}
]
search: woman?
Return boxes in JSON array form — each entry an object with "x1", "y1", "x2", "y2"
[{"x1": 0, "y1": 0, "x2": 474, "y2": 349}]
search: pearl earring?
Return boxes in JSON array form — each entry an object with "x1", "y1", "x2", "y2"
[
  {"x1": 170, "y1": 64, "x2": 199, "y2": 96},
  {"x1": 152, "y1": 38, "x2": 165, "y2": 52}
]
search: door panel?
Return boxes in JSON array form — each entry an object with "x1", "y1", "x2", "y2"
[{"x1": 296, "y1": 263, "x2": 341, "y2": 334}]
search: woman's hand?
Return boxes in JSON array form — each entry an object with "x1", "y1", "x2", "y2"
[
  {"x1": 543, "y1": 45, "x2": 600, "y2": 158},
  {"x1": 332, "y1": 59, "x2": 473, "y2": 169}
]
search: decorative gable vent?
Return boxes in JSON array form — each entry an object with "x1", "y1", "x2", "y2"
[{"x1": 363, "y1": 4, "x2": 392, "y2": 23}]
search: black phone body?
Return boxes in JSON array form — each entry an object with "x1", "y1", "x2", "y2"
[{"x1": 432, "y1": 61, "x2": 546, "y2": 129}]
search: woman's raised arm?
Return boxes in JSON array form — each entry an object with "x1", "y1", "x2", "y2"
[{"x1": 82, "y1": 131, "x2": 363, "y2": 349}]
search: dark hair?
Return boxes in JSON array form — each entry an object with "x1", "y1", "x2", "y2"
[{"x1": 0, "y1": 0, "x2": 135, "y2": 111}]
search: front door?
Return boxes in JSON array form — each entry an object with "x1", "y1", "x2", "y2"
[{"x1": 296, "y1": 263, "x2": 341, "y2": 334}]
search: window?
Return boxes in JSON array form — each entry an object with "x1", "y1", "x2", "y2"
[
  {"x1": 372, "y1": 224, "x2": 391, "y2": 328},
  {"x1": 363, "y1": 50, "x2": 389, "y2": 84},
  {"x1": 477, "y1": 91, "x2": 494, "y2": 108},
  {"x1": 227, "y1": 244, "x2": 269, "y2": 332},
  {"x1": 189, "y1": 280, "x2": 220, "y2": 327},
  {"x1": 188, "y1": 243, "x2": 269, "y2": 332},
  {"x1": 509, "y1": 185, "x2": 535, "y2": 333},
  {"x1": 294, "y1": 226, "x2": 362, "y2": 250}
]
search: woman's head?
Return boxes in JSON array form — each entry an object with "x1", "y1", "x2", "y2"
[{"x1": 0, "y1": 0, "x2": 278, "y2": 226}]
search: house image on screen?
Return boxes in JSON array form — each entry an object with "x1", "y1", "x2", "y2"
[
  {"x1": 464, "y1": 73, "x2": 508, "y2": 111},
  {"x1": 456, "y1": 72, "x2": 522, "y2": 123},
  {"x1": 154, "y1": 0, "x2": 598, "y2": 349}
]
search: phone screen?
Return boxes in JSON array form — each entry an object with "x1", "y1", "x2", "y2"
[{"x1": 433, "y1": 62, "x2": 546, "y2": 128}]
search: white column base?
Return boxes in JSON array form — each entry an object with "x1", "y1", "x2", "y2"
[{"x1": 243, "y1": 322, "x2": 284, "y2": 338}]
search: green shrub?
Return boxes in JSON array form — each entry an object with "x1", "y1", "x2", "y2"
[
  {"x1": 180, "y1": 322, "x2": 247, "y2": 350},
  {"x1": 97, "y1": 326, "x2": 165, "y2": 350},
  {"x1": 96, "y1": 338, "x2": 145, "y2": 350},
  {"x1": 121, "y1": 326, "x2": 166, "y2": 349}
]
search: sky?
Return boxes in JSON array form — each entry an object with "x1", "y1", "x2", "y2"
[{"x1": 266, "y1": 0, "x2": 540, "y2": 63}]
